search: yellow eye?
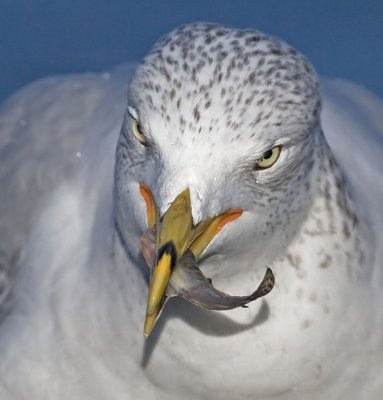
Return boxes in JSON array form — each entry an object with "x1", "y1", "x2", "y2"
[
  {"x1": 132, "y1": 118, "x2": 147, "y2": 146},
  {"x1": 255, "y1": 146, "x2": 281, "y2": 170}
]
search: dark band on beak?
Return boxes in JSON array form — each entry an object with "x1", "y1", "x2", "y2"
[{"x1": 157, "y1": 241, "x2": 177, "y2": 271}]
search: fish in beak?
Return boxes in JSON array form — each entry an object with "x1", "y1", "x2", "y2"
[
  {"x1": 139, "y1": 183, "x2": 274, "y2": 338},
  {"x1": 168, "y1": 251, "x2": 275, "y2": 310}
]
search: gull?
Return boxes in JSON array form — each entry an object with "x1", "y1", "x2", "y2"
[{"x1": 0, "y1": 23, "x2": 382, "y2": 399}]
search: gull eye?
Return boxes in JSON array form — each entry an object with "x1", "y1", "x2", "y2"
[
  {"x1": 132, "y1": 118, "x2": 148, "y2": 146},
  {"x1": 255, "y1": 145, "x2": 281, "y2": 170}
]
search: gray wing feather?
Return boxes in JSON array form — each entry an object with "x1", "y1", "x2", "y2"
[{"x1": 0, "y1": 64, "x2": 137, "y2": 320}]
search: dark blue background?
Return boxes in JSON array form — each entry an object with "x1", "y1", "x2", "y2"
[{"x1": 1, "y1": 0, "x2": 382, "y2": 102}]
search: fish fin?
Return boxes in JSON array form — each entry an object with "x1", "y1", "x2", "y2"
[{"x1": 251, "y1": 267, "x2": 275, "y2": 299}]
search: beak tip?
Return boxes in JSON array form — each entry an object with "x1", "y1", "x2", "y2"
[{"x1": 144, "y1": 319, "x2": 155, "y2": 338}]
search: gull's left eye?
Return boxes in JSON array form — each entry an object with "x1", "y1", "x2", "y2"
[
  {"x1": 255, "y1": 146, "x2": 282, "y2": 170},
  {"x1": 132, "y1": 118, "x2": 148, "y2": 146}
]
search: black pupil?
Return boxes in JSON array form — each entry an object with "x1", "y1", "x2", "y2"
[{"x1": 263, "y1": 149, "x2": 273, "y2": 160}]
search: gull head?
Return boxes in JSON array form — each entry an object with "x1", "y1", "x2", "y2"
[{"x1": 114, "y1": 23, "x2": 323, "y2": 330}]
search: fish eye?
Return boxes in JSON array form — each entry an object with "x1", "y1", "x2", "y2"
[
  {"x1": 255, "y1": 145, "x2": 282, "y2": 170},
  {"x1": 131, "y1": 118, "x2": 148, "y2": 146}
]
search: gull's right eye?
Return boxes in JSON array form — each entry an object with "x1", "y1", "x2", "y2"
[{"x1": 132, "y1": 118, "x2": 148, "y2": 146}]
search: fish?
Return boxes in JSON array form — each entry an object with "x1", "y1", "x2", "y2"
[
  {"x1": 140, "y1": 226, "x2": 275, "y2": 311},
  {"x1": 167, "y1": 249, "x2": 275, "y2": 310}
]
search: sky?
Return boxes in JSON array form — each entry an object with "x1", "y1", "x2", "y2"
[{"x1": 0, "y1": 0, "x2": 382, "y2": 102}]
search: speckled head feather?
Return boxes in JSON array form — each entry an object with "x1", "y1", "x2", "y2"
[{"x1": 129, "y1": 23, "x2": 321, "y2": 140}]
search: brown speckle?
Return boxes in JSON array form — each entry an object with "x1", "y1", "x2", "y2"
[
  {"x1": 342, "y1": 221, "x2": 351, "y2": 240},
  {"x1": 300, "y1": 319, "x2": 312, "y2": 330},
  {"x1": 193, "y1": 105, "x2": 200, "y2": 122},
  {"x1": 319, "y1": 253, "x2": 332, "y2": 269}
]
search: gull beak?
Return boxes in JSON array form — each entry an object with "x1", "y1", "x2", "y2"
[
  {"x1": 139, "y1": 183, "x2": 243, "y2": 338},
  {"x1": 145, "y1": 188, "x2": 193, "y2": 337}
]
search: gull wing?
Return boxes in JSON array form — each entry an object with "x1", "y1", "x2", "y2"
[{"x1": 0, "y1": 64, "x2": 137, "y2": 321}]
